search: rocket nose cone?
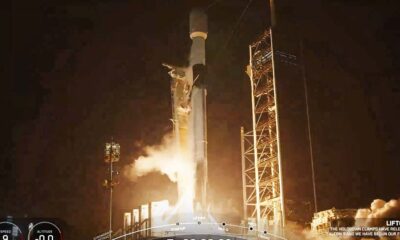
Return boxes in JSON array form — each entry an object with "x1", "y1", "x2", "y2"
[{"x1": 190, "y1": 8, "x2": 208, "y2": 36}]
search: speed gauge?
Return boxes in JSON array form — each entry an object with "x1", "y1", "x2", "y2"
[{"x1": 0, "y1": 221, "x2": 24, "y2": 240}]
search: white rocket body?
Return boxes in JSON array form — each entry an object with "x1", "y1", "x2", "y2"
[
  {"x1": 164, "y1": 9, "x2": 208, "y2": 217},
  {"x1": 189, "y1": 9, "x2": 208, "y2": 214}
]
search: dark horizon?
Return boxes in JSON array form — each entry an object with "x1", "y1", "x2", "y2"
[{"x1": 5, "y1": 0, "x2": 400, "y2": 238}]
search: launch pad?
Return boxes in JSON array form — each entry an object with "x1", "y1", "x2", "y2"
[
  {"x1": 108, "y1": 7, "x2": 293, "y2": 239},
  {"x1": 109, "y1": 5, "x2": 291, "y2": 240}
]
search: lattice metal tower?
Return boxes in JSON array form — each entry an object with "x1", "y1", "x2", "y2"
[{"x1": 241, "y1": 29, "x2": 285, "y2": 231}]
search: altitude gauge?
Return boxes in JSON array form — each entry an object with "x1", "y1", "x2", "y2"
[
  {"x1": 28, "y1": 222, "x2": 62, "y2": 240},
  {"x1": 0, "y1": 221, "x2": 24, "y2": 240}
]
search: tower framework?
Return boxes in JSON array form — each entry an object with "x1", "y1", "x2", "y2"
[{"x1": 241, "y1": 29, "x2": 285, "y2": 231}]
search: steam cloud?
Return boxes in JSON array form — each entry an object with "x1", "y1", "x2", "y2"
[
  {"x1": 355, "y1": 198, "x2": 400, "y2": 228},
  {"x1": 124, "y1": 133, "x2": 196, "y2": 219},
  {"x1": 124, "y1": 134, "x2": 182, "y2": 182},
  {"x1": 294, "y1": 198, "x2": 400, "y2": 240}
]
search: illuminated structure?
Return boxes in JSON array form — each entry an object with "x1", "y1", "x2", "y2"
[
  {"x1": 104, "y1": 141, "x2": 120, "y2": 239},
  {"x1": 122, "y1": 200, "x2": 170, "y2": 240},
  {"x1": 241, "y1": 29, "x2": 285, "y2": 231},
  {"x1": 311, "y1": 208, "x2": 356, "y2": 236}
]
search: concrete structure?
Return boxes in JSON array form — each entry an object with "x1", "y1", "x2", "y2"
[
  {"x1": 311, "y1": 208, "x2": 357, "y2": 236},
  {"x1": 122, "y1": 200, "x2": 171, "y2": 239}
]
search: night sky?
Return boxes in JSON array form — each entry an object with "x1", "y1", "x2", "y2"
[{"x1": 5, "y1": 0, "x2": 400, "y2": 239}]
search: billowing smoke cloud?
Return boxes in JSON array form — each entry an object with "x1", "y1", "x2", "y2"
[
  {"x1": 355, "y1": 198, "x2": 400, "y2": 228},
  {"x1": 297, "y1": 198, "x2": 400, "y2": 240},
  {"x1": 124, "y1": 133, "x2": 197, "y2": 219},
  {"x1": 124, "y1": 133, "x2": 181, "y2": 182}
]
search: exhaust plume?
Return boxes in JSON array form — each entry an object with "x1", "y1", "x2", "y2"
[
  {"x1": 124, "y1": 134, "x2": 181, "y2": 182},
  {"x1": 124, "y1": 133, "x2": 196, "y2": 219}
]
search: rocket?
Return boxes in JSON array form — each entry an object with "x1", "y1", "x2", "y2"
[
  {"x1": 189, "y1": 8, "x2": 208, "y2": 213},
  {"x1": 164, "y1": 8, "x2": 208, "y2": 215}
]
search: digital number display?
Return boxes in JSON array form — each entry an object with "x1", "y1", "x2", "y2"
[{"x1": 28, "y1": 222, "x2": 62, "y2": 240}]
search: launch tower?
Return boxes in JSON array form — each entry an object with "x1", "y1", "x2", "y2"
[{"x1": 241, "y1": 29, "x2": 285, "y2": 231}]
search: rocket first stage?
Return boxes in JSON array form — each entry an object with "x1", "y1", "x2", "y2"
[
  {"x1": 190, "y1": 9, "x2": 208, "y2": 214},
  {"x1": 163, "y1": 9, "x2": 208, "y2": 215}
]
